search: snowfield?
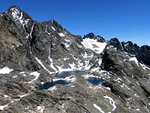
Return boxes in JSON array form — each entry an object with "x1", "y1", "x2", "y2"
[
  {"x1": 0, "y1": 66, "x2": 13, "y2": 74},
  {"x1": 82, "y1": 38, "x2": 107, "y2": 54}
]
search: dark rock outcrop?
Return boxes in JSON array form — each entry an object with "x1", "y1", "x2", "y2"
[
  {"x1": 107, "y1": 38, "x2": 150, "y2": 66},
  {"x1": 83, "y1": 32, "x2": 105, "y2": 42}
]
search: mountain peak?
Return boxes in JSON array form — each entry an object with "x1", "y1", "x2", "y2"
[
  {"x1": 83, "y1": 32, "x2": 95, "y2": 39},
  {"x1": 83, "y1": 32, "x2": 105, "y2": 42},
  {"x1": 8, "y1": 6, "x2": 21, "y2": 11},
  {"x1": 8, "y1": 6, "x2": 22, "y2": 15},
  {"x1": 8, "y1": 6, "x2": 22, "y2": 19},
  {"x1": 1, "y1": 6, "x2": 32, "y2": 27}
]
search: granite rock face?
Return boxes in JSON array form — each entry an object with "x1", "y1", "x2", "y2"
[{"x1": 0, "y1": 6, "x2": 150, "y2": 113}]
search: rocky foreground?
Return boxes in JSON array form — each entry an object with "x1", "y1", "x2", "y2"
[{"x1": 0, "y1": 6, "x2": 150, "y2": 113}]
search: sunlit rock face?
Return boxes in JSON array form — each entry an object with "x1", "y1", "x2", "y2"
[{"x1": 0, "y1": 6, "x2": 150, "y2": 113}]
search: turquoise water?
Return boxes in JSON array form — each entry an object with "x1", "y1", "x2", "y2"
[
  {"x1": 37, "y1": 70, "x2": 103, "y2": 90},
  {"x1": 37, "y1": 80, "x2": 70, "y2": 90},
  {"x1": 87, "y1": 77, "x2": 104, "y2": 85},
  {"x1": 37, "y1": 70, "x2": 83, "y2": 90}
]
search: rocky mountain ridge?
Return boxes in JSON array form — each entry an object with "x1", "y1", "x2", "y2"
[{"x1": 0, "y1": 6, "x2": 150, "y2": 113}]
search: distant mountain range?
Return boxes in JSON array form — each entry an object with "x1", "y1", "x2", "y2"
[{"x1": 0, "y1": 6, "x2": 150, "y2": 113}]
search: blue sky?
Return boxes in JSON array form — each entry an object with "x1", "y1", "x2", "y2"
[{"x1": 0, "y1": 0, "x2": 150, "y2": 46}]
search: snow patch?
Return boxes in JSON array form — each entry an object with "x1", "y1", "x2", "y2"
[
  {"x1": 28, "y1": 72, "x2": 40, "y2": 83},
  {"x1": 82, "y1": 38, "x2": 107, "y2": 54},
  {"x1": 64, "y1": 42, "x2": 70, "y2": 48},
  {"x1": 121, "y1": 83, "x2": 130, "y2": 90},
  {"x1": 53, "y1": 75, "x2": 76, "y2": 83},
  {"x1": 123, "y1": 76, "x2": 131, "y2": 83},
  {"x1": 26, "y1": 24, "x2": 34, "y2": 39},
  {"x1": 37, "y1": 106, "x2": 45, "y2": 112},
  {"x1": 65, "y1": 75, "x2": 76, "y2": 82},
  {"x1": 136, "y1": 108, "x2": 140, "y2": 111},
  {"x1": 12, "y1": 75, "x2": 17, "y2": 78},
  {"x1": 19, "y1": 72, "x2": 26, "y2": 76},
  {"x1": 48, "y1": 46, "x2": 57, "y2": 72},
  {"x1": 0, "y1": 104, "x2": 8, "y2": 110},
  {"x1": 83, "y1": 74, "x2": 96, "y2": 79},
  {"x1": 136, "y1": 81, "x2": 140, "y2": 86},
  {"x1": 48, "y1": 86, "x2": 57, "y2": 91},
  {"x1": 51, "y1": 26, "x2": 56, "y2": 31},
  {"x1": 91, "y1": 58, "x2": 102, "y2": 72},
  {"x1": 0, "y1": 14, "x2": 3, "y2": 16},
  {"x1": 45, "y1": 25, "x2": 51, "y2": 35},
  {"x1": 104, "y1": 95, "x2": 116, "y2": 111},
  {"x1": 62, "y1": 103, "x2": 65, "y2": 108},
  {"x1": 64, "y1": 57, "x2": 69, "y2": 61},
  {"x1": 19, "y1": 72, "x2": 25, "y2": 74},
  {"x1": 69, "y1": 62, "x2": 76, "y2": 69},
  {"x1": 124, "y1": 43, "x2": 129, "y2": 47},
  {"x1": 29, "y1": 24, "x2": 34, "y2": 38},
  {"x1": 129, "y1": 57, "x2": 139, "y2": 66},
  {"x1": 105, "y1": 87, "x2": 111, "y2": 91},
  {"x1": 19, "y1": 93, "x2": 30, "y2": 98},
  {"x1": 134, "y1": 93, "x2": 139, "y2": 97},
  {"x1": 35, "y1": 57, "x2": 52, "y2": 74},
  {"x1": 56, "y1": 65, "x2": 76, "y2": 72},
  {"x1": 93, "y1": 104, "x2": 105, "y2": 113},
  {"x1": 58, "y1": 33, "x2": 65, "y2": 37},
  {"x1": 140, "y1": 63, "x2": 150, "y2": 70},
  {"x1": 115, "y1": 77, "x2": 123, "y2": 83},
  {"x1": 0, "y1": 66, "x2": 13, "y2": 74},
  {"x1": 98, "y1": 59, "x2": 102, "y2": 66},
  {"x1": 4, "y1": 95, "x2": 9, "y2": 98},
  {"x1": 64, "y1": 38, "x2": 70, "y2": 42}
]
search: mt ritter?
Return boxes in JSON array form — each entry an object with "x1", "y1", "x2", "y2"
[{"x1": 0, "y1": 6, "x2": 150, "y2": 113}]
